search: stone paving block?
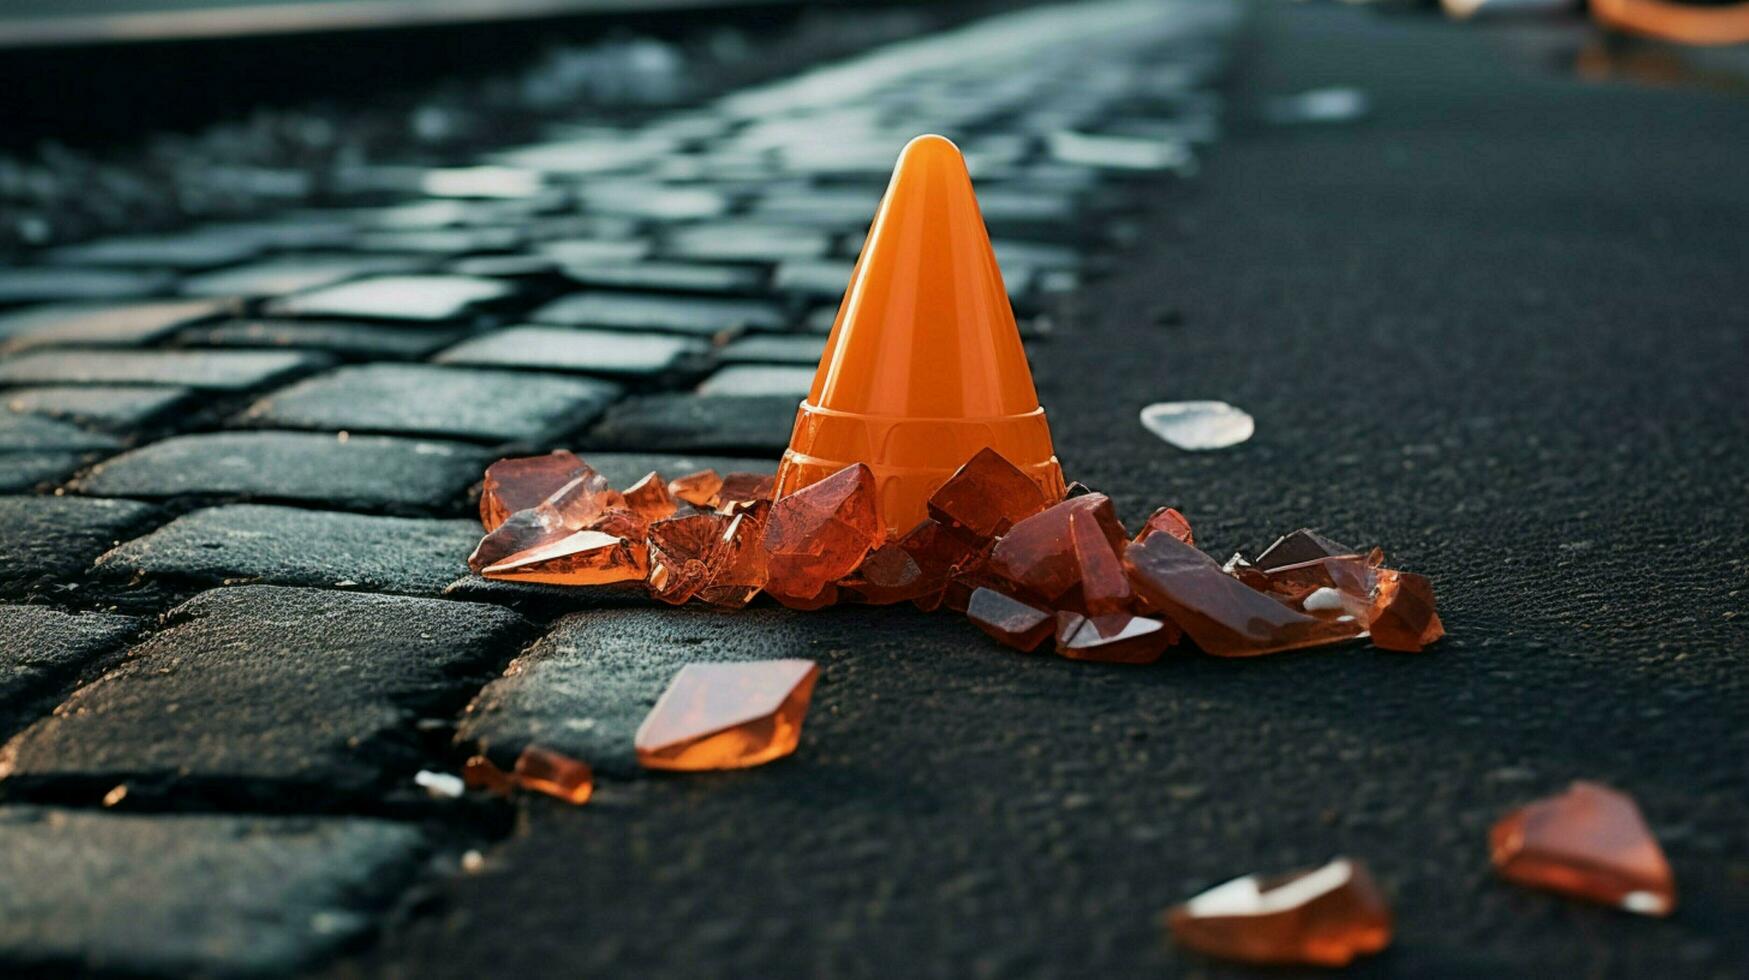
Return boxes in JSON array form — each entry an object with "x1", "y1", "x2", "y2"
[
  {"x1": 181, "y1": 319, "x2": 462, "y2": 359},
  {"x1": 0, "y1": 413, "x2": 119, "y2": 453},
  {"x1": 353, "y1": 228, "x2": 526, "y2": 256},
  {"x1": 446, "y1": 255, "x2": 563, "y2": 280},
  {"x1": 772, "y1": 258, "x2": 855, "y2": 300},
  {"x1": 0, "y1": 453, "x2": 92, "y2": 493},
  {"x1": 264, "y1": 275, "x2": 517, "y2": 322},
  {"x1": 0, "y1": 606, "x2": 137, "y2": 730},
  {"x1": 559, "y1": 261, "x2": 766, "y2": 295},
  {"x1": 0, "y1": 807, "x2": 426, "y2": 975},
  {"x1": 0, "y1": 269, "x2": 174, "y2": 304},
  {"x1": 0, "y1": 299, "x2": 228, "y2": 352},
  {"x1": 537, "y1": 238, "x2": 653, "y2": 266},
  {"x1": 661, "y1": 221, "x2": 835, "y2": 263},
  {"x1": 44, "y1": 231, "x2": 264, "y2": 270},
  {"x1": 695, "y1": 364, "x2": 815, "y2": 397},
  {"x1": 716, "y1": 333, "x2": 827, "y2": 366},
  {"x1": 243, "y1": 363, "x2": 621, "y2": 443},
  {"x1": 530, "y1": 291, "x2": 789, "y2": 336},
  {"x1": 0, "y1": 496, "x2": 159, "y2": 592},
  {"x1": 434, "y1": 326, "x2": 706, "y2": 379},
  {"x1": 2, "y1": 386, "x2": 195, "y2": 431},
  {"x1": 178, "y1": 253, "x2": 432, "y2": 298},
  {"x1": 578, "y1": 182, "x2": 731, "y2": 221},
  {"x1": 0, "y1": 585, "x2": 531, "y2": 807},
  {"x1": 0, "y1": 348, "x2": 326, "y2": 390},
  {"x1": 75, "y1": 431, "x2": 490, "y2": 510},
  {"x1": 459, "y1": 606, "x2": 861, "y2": 776},
  {"x1": 97, "y1": 504, "x2": 480, "y2": 596},
  {"x1": 585, "y1": 393, "x2": 798, "y2": 454}
]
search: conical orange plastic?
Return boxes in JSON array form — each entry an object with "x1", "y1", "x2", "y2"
[{"x1": 774, "y1": 134, "x2": 1065, "y2": 535}]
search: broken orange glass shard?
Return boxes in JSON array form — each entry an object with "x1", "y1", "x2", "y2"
[
  {"x1": 1490, "y1": 781, "x2": 1675, "y2": 916},
  {"x1": 1166, "y1": 858, "x2": 1392, "y2": 967},
  {"x1": 635, "y1": 660, "x2": 820, "y2": 771}
]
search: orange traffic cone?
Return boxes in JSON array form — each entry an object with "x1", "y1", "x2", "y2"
[{"x1": 775, "y1": 134, "x2": 1066, "y2": 535}]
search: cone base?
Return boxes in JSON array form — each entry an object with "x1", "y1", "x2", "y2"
[{"x1": 776, "y1": 446, "x2": 1065, "y2": 538}]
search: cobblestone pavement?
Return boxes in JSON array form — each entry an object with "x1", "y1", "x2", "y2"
[{"x1": 0, "y1": 1, "x2": 1238, "y2": 975}]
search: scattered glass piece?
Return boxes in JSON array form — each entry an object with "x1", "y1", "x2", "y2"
[
  {"x1": 415, "y1": 770, "x2": 465, "y2": 799},
  {"x1": 481, "y1": 529, "x2": 648, "y2": 586},
  {"x1": 1368, "y1": 570, "x2": 1445, "y2": 653},
  {"x1": 635, "y1": 660, "x2": 821, "y2": 771},
  {"x1": 1139, "y1": 400, "x2": 1254, "y2": 451},
  {"x1": 987, "y1": 493, "x2": 1128, "y2": 603},
  {"x1": 1125, "y1": 532, "x2": 1366, "y2": 656},
  {"x1": 1133, "y1": 506, "x2": 1194, "y2": 547},
  {"x1": 462, "y1": 755, "x2": 514, "y2": 796},
  {"x1": 512, "y1": 746, "x2": 595, "y2": 805},
  {"x1": 646, "y1": 512, "x2": 733, "y2": 605},
  {"x1": 469, "y1": 470, "x2": 623, "y2": 572},
  {"x1": 1491, "y1": 782, "x2": 1674, "y2": 916},
  {"x1": 926, "y1": 447, "x2": 1052, "y2": 541},
  {"x1": 1166, "y1": 858, "x2": 1392, "y2": 966},
  {"x1": 1254, "y1": 527, "x2": 1355, "y2": 571},
  {"x1": 762, "y1": 463, "x2": 883, "y2": 605},
  {"x1": 668, "y1": 469, "x2": 724, "y2": 508},
  {"x1": 478, "y1": 450, "x2": 587, "y2": 531},
  {"x1": 966, "y1": 587, "x2": 1055, "y2": 652},
  {"x1": 1054, "y1": 611, "x2": 1175, "y2": 664}
]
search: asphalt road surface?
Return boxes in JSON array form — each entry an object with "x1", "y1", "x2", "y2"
[{"x1": 336, "y1": 4, "x2": 1748, "y2": 979}]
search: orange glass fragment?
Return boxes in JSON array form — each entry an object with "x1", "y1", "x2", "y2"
[
  {"x1": 1490, "y1": 781, "x2": 1675, "y2": 916},
  {"x1": 1166, "y1": 858, "x2": 1392, "y2": 967},
  {"x1": 695, "y1": 509, "x2": 770, "y2": 609},
  {"x1": 1255, "y1": 528, "x2": 1355, "y2": 571},
  {"x1": 635, "y1": 660, "x2": 820, "y2": 771},
  {"x1": 622, "y1": 471, "x2": 678, "y2": 526},
  {"x1": 1125, "y1": 532, "x2": 1366, "y2": 656},
  {"x1": 668, "y1": 469, "x2": 724, "y2": 508},
  {"x1": 1368, "y1": 570, "x2": 1444, "y2": 652},
  {"x1": 1242, "y1": 555, "x2": 1378, "y2": 622},
  {"x1": 926, "y1": 448, "x2": 1052, "y2": 541},
  {"x1": 468, "y1": 469, "x2": 622, "y2": 572},
  {"x1": 763, "y1": 463, "x2": 883, "y2": 604},
  {"x1": 966, "y1": 587, "x2": 1054, "y2": 651},
  {"x1": 1133, "y1": 506, "x2": 1194, "y2": 547},
  {"x1": 774, "y1": 135, "x2": 1064, "y2": 535},
  {"x1": 646, "y1": 513, "x2": 731, "y2": 604},
  {"x1": 717, "y1": 472, "x2": 775, "y2": 510},
  {"x1": 1054, "y1": 611, "x2": 1175, "y2": 664},
  {"x1": 481, "y1": 529, "x2": 648, "y2": 586},
  {"x1": 478, "y1": 450, "x2": 586, "y2": 531},
  {"x1": 986, "y1": 493, "x2": 1128, "y2": 603},
  {"x1": 462, "y1": 754, "x2": 514, "y2": 796},
  {"x1": 512, "y1": 745, "x2": 594, "y2": 805},
  {"x1": 1069, "y1": 510, "x2": 1133, "y2": 614},
  {"x1": 843, "y1": 518, "x2": 978, "y2": 606}
]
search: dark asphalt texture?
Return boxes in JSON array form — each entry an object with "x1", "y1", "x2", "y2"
[{"x1": 340, "y1": 5, "x2": 1749, "y2": 978}]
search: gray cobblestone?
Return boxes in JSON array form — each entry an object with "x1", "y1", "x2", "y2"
[
  {"x1": 0, "y1": 585, "x2": 531, "y2": 808},
  {"x1": 0, "y1": 606, "x2": 138, "y2": 732},
  {"x1": 0, "y1": 496, "x2": 160, "y2": 595},
  {"x1": 0, "y1": 348, "x2": 327, "y2": 390},
  {"x1": 2, "y1": 386, "x2": 195, "y2": 431},
  {"x1": 585, "y1": 392, "x2": 797, "y2": 454}
]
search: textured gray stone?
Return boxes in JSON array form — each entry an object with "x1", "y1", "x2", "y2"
[
  {"x1": 459, "y1": 606, "x2": 851, "y2": 776},
  {"x1": 559, "y1": 261, "x2": 766, "y2": 295},
  {"x1": 2, "y1": 386, "x2": 195, "y2": 431},
  {"x1": 0, "y1": 606, "x2": 137, "y2": 730},
  {"x1": 44, "y1": 231, "x2": 264, "y2": 270},
  {"x1": 0, "y1": 299, "x2": 227, "y2": 352},
  {"x1": 265, "y1": 275, "x2": 516, "y2": 322},
  {"x1": 243, "y1": 363, "x2": 622, "y2": 443},
  {"x1": 0, "y1": 413, "x2": 118, "y2": 453},
  {"x1": 695, "y1": 365, "x2": 814, "y2": 397},
  {"x1": 0, "y1": 807, "x2": 425, "y2": 976},
  {"x1": 530, "y1": 291, "x2": 789, "y2": 336},
  {"x1": 716, "y1": 333, "x2": 827, "y2": 366},
  {"x1": 0, "y1": 586, "x2": 531, "y2": 807},
  {"x1": 181, "y1": 319, "x2": 462, "y2": 359},
  {"x1": 0, "y1": 348, "x2": 326, "y2": 390},
  {"x1": 435, "y1": 326, "x2": 706, "y2": 379},
  {"x1": 585, "y1": 393, "x2": 797, "y2": 454},
  {"x1": 179, "y1": 253, "x2": 431, "y2": 298},
  {"x1": 74, "y1": 431, "x2": 491, "y2": 511},
  {"x1": 97, "y1": 504, "x2": 480, "y2": 596},
  {"x1": 0, "y1": 496, "x2": 159, "y2": 594},
  {"x1": 0, "y1": 453, "x2": 91, "y2": 492},
  {"x1": 0, "y1": 269, "x2": 174, "y2": 304}
]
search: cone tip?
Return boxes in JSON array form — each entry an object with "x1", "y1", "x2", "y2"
[{"x1": 899, "y1": 133, "x2": 963, "y2": 165}]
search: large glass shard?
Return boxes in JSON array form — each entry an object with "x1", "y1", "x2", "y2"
[
  {"x1": 1166, "y1": 858, "x2": 1391, "y2": 966},
  {"x1": 512, "y1": 745, "x2": 594, "y2": 805},
  {"x1": 1242, "y1": 555, "x2": 1378, "y2": 621},
  {"x1": 986, "y1": 493, "x2": 1128, "y2": 603},
  {"x1": 478, "y1": 450, "x2": 586, "y2": 531},
  {"x1": 1490, "y1": 782, "x2": 1675, "y2": 916},
  {"x1": 843, "y1": 518, "x2": 978, "y2": 606},
  {"x1": 468, "y1": 469, "x2": 622, "y2": 572},
  {"x1": 926, "y1": 447, "x2": 1052, "y2": 541},
  {"x1": 717, "y1": 471, "x2": 776, "y2": 510},
  {"x1": 1139, "y1": 400, "x2": 1254, "y2": 451},
  {"x1": 1125, "y1": 532, "x2": 1365, "y2": 656},
  {"x1": 635, "y1": 660, "x2": 820, "y2": 771},
  {"x1": 1069, "y1": 510, "x2": 1132, "y2": 614},
  {"x1": 966, "y1": 587, "x2": 1054, "y2": 651},
  {"x1": 480, "y1": 529, "x2": 648, "y2": 585},
  {"x1": 1053, "y1": 611, "x2": 1174, "y2": 664},
  {"x1": 621, "y1": 471, "x2": 678, "y2": 526},
  {"x1": 695, "y1": 509, "x2": 770, "y2": 609},
  {"x1": 668, "y1": 469, "x2": 724, "y2": 508},
  {"x1": 762, "y1": 463, "x2": 883, "y2": 604},
  {"x1": 1368, "y1": 569, "x2": 1444, "y2": 652}
]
